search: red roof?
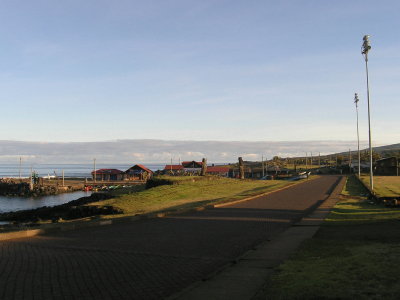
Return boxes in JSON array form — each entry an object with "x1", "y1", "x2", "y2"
[
  {"x1": 91, "y1": 169, "x2": 124, "y2": 175},
  {"x1": 133, "y1": 164, "x2": 153, "y2": 173},
  {"x1": 164, "y1": 165, "x2": 184, "y2": 171},
  {"x1": 206, "y1": 166, "x2": 230, "y2": 173}
]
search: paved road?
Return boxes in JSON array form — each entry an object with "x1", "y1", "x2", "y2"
[{"x1": 0, "y1": 175, "x2": 341, "y2": 300}]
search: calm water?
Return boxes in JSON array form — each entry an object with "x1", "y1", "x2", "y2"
[
  {"x1": 0, "y1": 163, "x2": 165, "y2": 178},
  {"x1": 0, "y1": 191, "x2": 93, "y2": 213},
  {"x1": 0, "y1": 163, "x2": 165, "y2": 214}
]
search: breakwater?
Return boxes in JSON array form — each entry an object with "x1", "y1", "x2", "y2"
[{"x1": 0, "y1": 179, "x2": 81, "y2": 197}]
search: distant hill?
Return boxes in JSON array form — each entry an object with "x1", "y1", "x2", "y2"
[{"x1": 372, "y1": 143, "x2": 400, "y2": 154}]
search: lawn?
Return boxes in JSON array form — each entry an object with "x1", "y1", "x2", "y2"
[
  {"x1": 265, "y1": 175, "x2": 400, "y2": 299},
  {"x1": 360, "y1": 175, "x2": 400, "y2": 197},
  {"x1": 90, "y1": 176, "x2": 297, "y2": 216}
]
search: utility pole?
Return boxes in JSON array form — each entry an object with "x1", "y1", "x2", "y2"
[
  {"x1": 94, "y1": 158, "x2": 96, "y2": 183},
  {"x1": 19, "y1": 157, "x2": 22, "y2": 179},
  {"x1": 62, "y1": 170, "x2": 65, "y2": 187},
  {"x1": 262, "y1": 155, "x2": 264, "y2": 177}
]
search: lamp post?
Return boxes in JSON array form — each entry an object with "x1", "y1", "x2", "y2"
[
  {"x1": 361, "y1": 35, "x2": 373, "y2": 190},
  {"x1": 354, "y1": 93, "x2": 361, "y2": 177}
]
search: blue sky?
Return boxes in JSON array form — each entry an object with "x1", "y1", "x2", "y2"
[{"x1": 0, "y1": 0, "x2": 399, "y2": 146}]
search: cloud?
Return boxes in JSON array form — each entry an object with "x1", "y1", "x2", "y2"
[{"x1": 0, "y1": 139, "x2": 373, "y2": 164}]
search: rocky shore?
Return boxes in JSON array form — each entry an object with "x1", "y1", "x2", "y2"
[{"x1": 0, "y1": 179, "x2": 82, "y2": 197}]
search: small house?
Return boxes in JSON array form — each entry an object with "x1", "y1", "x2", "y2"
[
  {"x1": 163, "y1": 164, "x2": 184, "y2": 175},
  {"x1": 375, "y1": 157, "x2": 399, "y2": 175},
  {"x1": 182, "y1": 161, "x2": 203, "y2": 174},
  {"x1": 206, "y1": 166, "x2": 230, "y2": 177},
  {"x1": 125, "y1": 164, "x2": 153, "y2": 181},
  {"x1": 91, "y1": 169, "x2": 125, "y2": 181}
]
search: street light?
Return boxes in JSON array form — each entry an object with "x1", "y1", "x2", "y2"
[
  {"x1": 354, "y1": 93, "x2": 361, "y2": 177},
  {"x1": 361, "y1": 35, "x2": 373, "y2": 190}
]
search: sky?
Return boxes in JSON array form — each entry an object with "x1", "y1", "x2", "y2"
[
  {"x1": 0, "y1": 140, "x2": 373, "y2": 164},
  {"x1": 0, "y1": 0, "x2": 399, "y2": 162}
]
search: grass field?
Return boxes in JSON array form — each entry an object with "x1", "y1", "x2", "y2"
[
  {"x1": 266, "y1": 175, "x2": 400, "y2": 299},
  {"x1": 90, "y1": 176, "x2": 297, "y2": 216},
  {"x1": 360, "y1": 175, "x2": 400, "y2": 197}
]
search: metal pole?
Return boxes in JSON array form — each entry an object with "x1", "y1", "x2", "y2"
[
  {"x1": 19, "y1": 157, "x2": 22, "y2": 179},
  {"x1": 262, "y1": 155, "x2": 264, "y2": 177},
  {"x1": 94, "y1": 158, "x2": 96, "y2": 183},
  {"x1": 355, "y1": 93, "x2": 361, "y2": 177},
  {"x1": 365, "y1": 58, "x2": 373, "y2": 189},
  {"x1": 362, "y1": 35, "x2": 373, "y2": 190}
]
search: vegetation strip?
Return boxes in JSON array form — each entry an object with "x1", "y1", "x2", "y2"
[{"x1": 265, "y1": 175, "x2": 400, "y2": 299}]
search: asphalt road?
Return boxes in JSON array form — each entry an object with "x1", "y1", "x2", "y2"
[{"x1": 0, "y1": 175, "x2": 341, "y2": 300}]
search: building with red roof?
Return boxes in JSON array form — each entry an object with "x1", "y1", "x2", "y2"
[
  {"x1": 125, "y1": 164, "x2": 153, "y2": 180},
  {"x1": 91, "y1": 169, "x2": 125, "y2": 181},
  {"x1": 163, "y1": 165, "x2": 184, "y2": 175},
  {"x1": 206, "y1": 166, "x2": 230, "y2": 177}
]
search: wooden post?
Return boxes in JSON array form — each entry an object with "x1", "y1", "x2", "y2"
[
  {"x1": 239, "y1": 157, "x2": 245, "y2": 179},
  {"x1": 200, "y1": 158, "x2": 207, "y2": 176}
]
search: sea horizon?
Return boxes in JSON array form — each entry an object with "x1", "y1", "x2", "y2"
[{"x1": 0, "y1": 162, "x2": 231, "y2": 178}]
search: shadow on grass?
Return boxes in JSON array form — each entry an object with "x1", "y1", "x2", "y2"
[{"x1": 343, "y1": 175, "x2": 369, "y2": 197}]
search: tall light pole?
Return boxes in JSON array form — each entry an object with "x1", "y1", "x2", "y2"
[
  {"x1": 354, "y1": 93, "x2": 361, "y2": 177},
  {"x1": 361, "y1": 35, "x2": 373, "y2": 190}
]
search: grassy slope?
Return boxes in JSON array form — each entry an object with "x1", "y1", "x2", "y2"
[
  {"x1": 266, "y1": 175, "x2": 400, "y2": 299},
  {"x1": 90, "y1": 176, "x2": 294, "y2": 216},
  {"x1": 360, "y1": 175, "x2": 400, "y2": 197}
]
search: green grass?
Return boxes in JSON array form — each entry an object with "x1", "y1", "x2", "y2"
[
  {"x1": 90, "y1": 176, "x2": 296, "y2": 216},
  {"x1": 266, "y1": 175, "x2": 400, "y2": 299},
  {"x1": 360, "y1": 175, "x2": 400, "y2": 197}
]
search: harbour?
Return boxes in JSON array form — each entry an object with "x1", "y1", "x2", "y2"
[{"x1": 0, "y1": 190, "x2": 92, "y2": 213}]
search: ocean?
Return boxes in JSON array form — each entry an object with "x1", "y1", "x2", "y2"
[{"x1": 0, "y1": 163, "x2": 166, "y2": 178}]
